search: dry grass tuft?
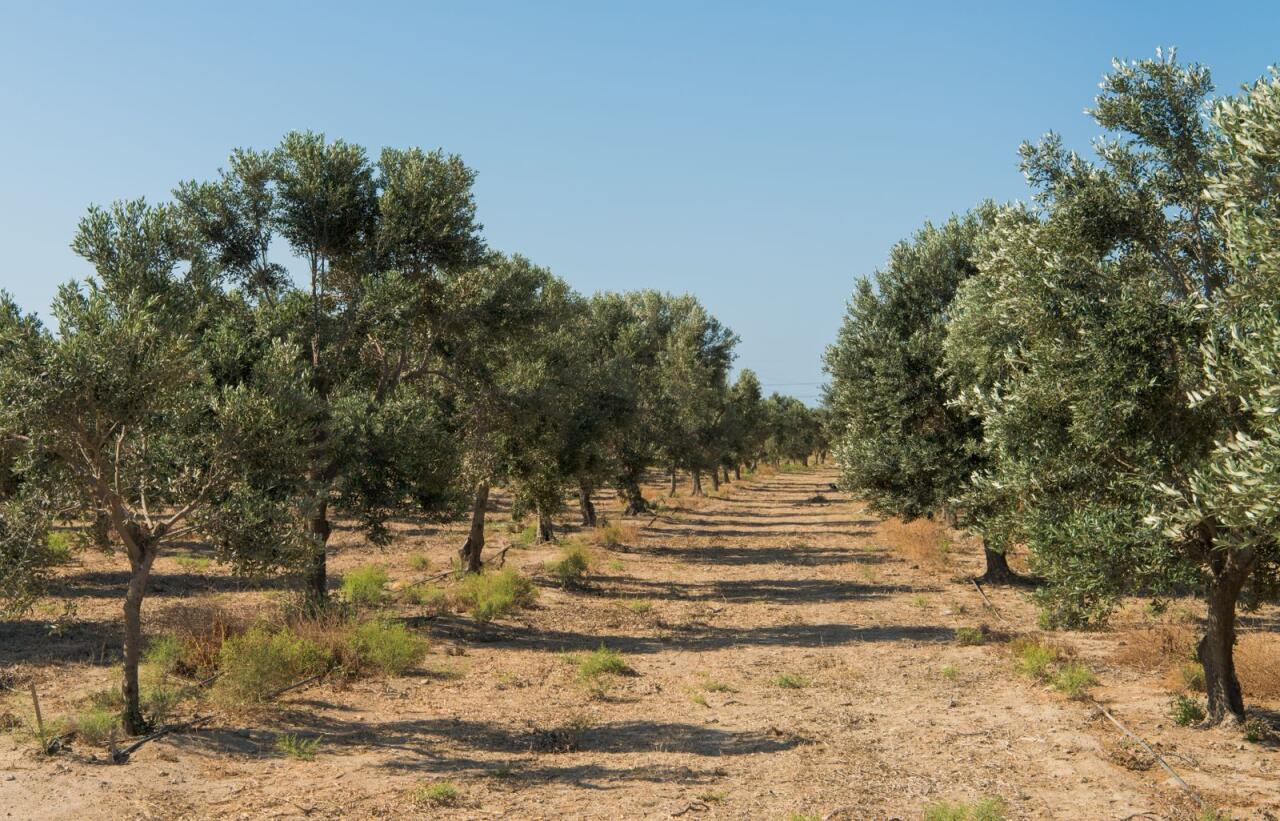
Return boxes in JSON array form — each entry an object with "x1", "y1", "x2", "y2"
[{"x1": 1237, "y1": 632, "x2": 1280, "y2": 699}]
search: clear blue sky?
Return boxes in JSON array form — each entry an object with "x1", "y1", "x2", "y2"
[{"x1": 2, "y1": 2, "x2": 1278, "y2": 401}]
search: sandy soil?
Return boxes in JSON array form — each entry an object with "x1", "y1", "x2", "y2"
[{"x1": 1, "y1": 467, "x2": 1277, "y2": 819}]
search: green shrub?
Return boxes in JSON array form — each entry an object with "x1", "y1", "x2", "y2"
[
  {"x1": 515, "y1": 525, "x2": 537, "y2": 546},
  {"x1": 547, "y1": 544, "x2": 591, "y2": 588},
  {"x1": 1013, "y1": 640, "x2": 1059, "y2": 681},
  {"x1": 413, "y1": 782, "x2": 460, "y2": 806},
  {"x1": 341, "y1": 565, "x2": 389, "y2": 608},
  {"x1": 73, "y1": 707, "x2": 118, "y2": 746},
  {"x1": 214, "y1": 626, "x2": 330, "y2": 705},
  {"x1": 346, "y1": 619, "x2": 427, "y2": 676},
  {"x1": 1052, "y1": 661, "x2": 1096, "y2": 699},
  {"x1": 941, "y1": 665, "x2": 959, "y2": 681},
  {"x1": 922, "y1": 797, "x2": 1007, "y2": 821},
  {"x1": 407, "y1": 553, "x2": 430, "y2": 571},
  {"x1": 144, "y1": 634, "x2": 185, "y2": 675},
  {"x1": 575, "y1": 645, "x2": 629, "y2": 682},
  {"x1": 173, "y1": 555, "x2": 213, "y2": 572},
  {"x1": 1171, "y1": 694, "x2": 1205, "y2": 726},
  {"x1": 455, "y1": 568, "x2": 537, "y2": 622},
  {"x1": 1244, "y1": 717, "x2": 1273, "y2": 744},
  {"x1": 275, "y1": 733, "x2": 322, "y2": 760},
  {"x1": 46, "y1": 531, "x2": 74, "y2": 564},
  {"x1": 954, "y1": 626, "x2": 986, "y2": 646},
  {"x1": 773, "y1": 672, "x2": 811, "y2": 689}
]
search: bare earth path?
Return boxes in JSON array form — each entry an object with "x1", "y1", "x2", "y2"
[{"x1": 2, "y1": 467, "x2": 1275, "y2": 819}]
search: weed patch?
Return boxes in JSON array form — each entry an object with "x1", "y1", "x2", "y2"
[
  {"x1": 275, "y1": 733, "x2": 321, "y2": 760},
  {"x1": 455, "y1": 568, "x2": 538, "y2": 622},
  {"x1": 345, "y1": 619, "x2": 427, "y2": 676},
  {"x1": 341, "y1": 565, "x2": 389, "y2": 608},
  {"x1": 922, "y1": 796, "x2": 1007, "y2": 821}
]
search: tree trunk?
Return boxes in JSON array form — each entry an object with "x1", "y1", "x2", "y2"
[
  {"x1": 621, "y1": 479, "x2": 647, "y2": 516},
  {"x1": 669, "y1": 467, "x2": 677, "y2": 497},
  {"x1": 1199, "y1": 547, "x2": 1255, "y2": 725},
  {"x1": 303, "y1": 500, "x2": 331, "y2": 604},
  {"x1": 691, "y1": 470, "x2": 704, "y2": 497},
  {"x1": 734, "y1": 465, "x2": 741, "y2": 480},
  {"x1": 709, "y1": 471, "x2": 720, "y2": 492},
  {"x1": 801, "y1": 455, "x2": 809, "y2": 467},
  {"x1": 459, "y1": 483, "x2": 489, "y2": 574},
  {"x1": 536, "y1": 508, "x2": 554, "y2": 543},
  {"x1": 723, "y1": 466, "x2": 731, "y2": 484},
  {"x1": 978, "y1": 538, "x2": 1016, "y2": 585},
  {"x1": 578, "y1": 482, "x2": 597, "y2": 528},
  {"x1": 121, "y1": 548, "x2": 157, "y2": 735}
]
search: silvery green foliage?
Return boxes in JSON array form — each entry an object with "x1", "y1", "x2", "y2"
[
  {"x1": 943, "y1": 52, "x2": 1222, "y2": 626},
  {"x1": 825, "y1": 208, "x2": 994, "y2": 521},
  {"x1": 1147, "y1": 68, "x2": 1280, "y2": 605}
]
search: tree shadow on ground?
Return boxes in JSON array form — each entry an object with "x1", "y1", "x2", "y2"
[
  {"x1": 53, "y1": 569, "x2": 292, "y2": 599},
  {"x1": 0, "y1": 617, "x2": 120, "y2": 666},
  {"x1": 161, "y1": 715, "x2": 805, "y2": 773},
  {"x1": 650, "y1": 525, "x2": 875, "y2": 539},
  {"x1": 622, "y1": 543, "x2": 895, "y2": 567},
  {"x1": 577, "y1": 574, "x2": 924, "y2": 604},
  {"x1": 418, "y1": 614, "x2": 952, "y2": 654}
]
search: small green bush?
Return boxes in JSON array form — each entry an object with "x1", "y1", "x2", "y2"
[
  {"x1": 214, "y1": 626, "x2": 330, "y2": 705},
  {"x1": 941, "y1": 665, "x2": 959, "y2": 681},
  {"x1": 1244, "y1": 717, "x2": 1273, "y2": 744},
  {"x1": 73, "y1": 707, "x2": 118, "y2": 746},
  {"x1": 1052, "y1": 661, "x2": 1096, "y2": 699},
  {"x1": 275, "y1": 733, "x2": 322, "y2": 760},
  {"x1": 954, "y1": 627, "x2": 985, "y2": 646},
  {"x1": 922, "y1": 796, "x2": 1007, "y2": 821},
  {"x1": 346, "y1": 619, "x2": 427, "y2": 676},
  {"x1": 1013, "y1": 640, "x2": 1059, "y2": 681},
  {"x1": 575, "y1": 645, "x2": 629, "y2": 682},
  {"x1": 407, "y1": 554, "x2": 431, "y2": 571},
  {"x1": 341, "y1": 565, "x2": 389, "y2": 608},
  {"x1": 413, "y1": 782, "x2": 460, "y2": 806},
  {"x1": 1171, "y1": 694, "x2": 1205, "y2": 726},
  {"x1": 773, "y1": 672, "x2": 811, "y2": 689},
  {"x1": 144, "y1": 634, "x2": 185, "y2": 675},
  {"x1": 547, "y1": 544, "x2": 591, "y2": 588},
  {"x1": 455, "y1": 568, "x2": 538, "y2": 622},
  {"x1": 46, "y1": 532, "x2": 74, "y2": 564},
  {"x1": 174, "y1": 555, "x2": 213, "y2": 572}
]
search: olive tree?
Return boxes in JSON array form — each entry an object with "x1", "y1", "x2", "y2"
[
  {"x1": 824, "y1": 206, "x2": 1018, "y2": 580},
  {"x1": 0, "y1": 202, "x2": 309, "y2": 732},
  {"x1": 942, "y1": 52, "x2": 1280, "y2": 722}
]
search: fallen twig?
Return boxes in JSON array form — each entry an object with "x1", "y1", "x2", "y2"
[
  {"x1": 264, "y1": 670, "x2": 328, "y2": 702},
  {"x1": 1091, "y1": 700, "x2": 1204, "y2": 808},
  {"x1": 112, "y1": 714, "x2": 215, "y2": 763},
  {"x1": 971, "y1": 578, "x2": 1008, "y2": 624}
]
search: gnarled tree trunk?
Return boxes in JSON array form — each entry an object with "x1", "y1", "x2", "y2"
[
  {"x1": 303, "y1": 500, "x2": 331, "y2": 603},
  {"x1": 1199, "y1": 546, "x2": 1256, "y2": 725},
  {"x1": 620, "y1": 478, "x2": 647, "y2": 516},
  {"x1": 459, "y1": 483, "x2": 489, "y2": 574},
  {"x1": 122, "y1": 544, "x2": 158, "y2": 735},
  {"x1": 669, "y1": 466, "x2": 677, "y2": 497},
  {"x1": 578, "y1": 482, "x2": 597, "y2": 527},
  {"x1": 723, "y1": 466, "x2": 731, "y2": 484},
  {"x1": 978, "y1": 537, "x2": 1016, "y2": 585},
  {"x1": 734, "y1": 464, "x2": 742, "y2": 480},
  {"x1": 536, "y1": 508, "x2": 554, "y2": 543},
  {"x1": 691, "y1": 470, "x2": 704, "y2": 497},
  {"x1": 710, "y1": 470, "x2": 720, "y2": 492}
]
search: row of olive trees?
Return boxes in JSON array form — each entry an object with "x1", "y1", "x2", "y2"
[
  {"x1": 0, "y1": 132, "x2": 819, "y2": 733},
  {"x1": 826, "y1": 52, "x2": 1280, "y2": 725}
]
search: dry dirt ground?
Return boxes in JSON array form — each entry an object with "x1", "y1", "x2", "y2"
[{"x1": 1, "y1": 467, "x2": 1278, "y2": 819}]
